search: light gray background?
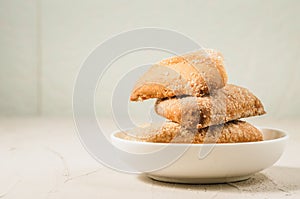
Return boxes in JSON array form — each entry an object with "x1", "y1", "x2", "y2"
[{"x1": 1, "y1": 0, "x2": 299, "y2": 119}]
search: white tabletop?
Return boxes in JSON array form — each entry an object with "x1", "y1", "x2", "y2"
[{"x1": 0, "y1": 117, "x2": 299, "y2": 199}]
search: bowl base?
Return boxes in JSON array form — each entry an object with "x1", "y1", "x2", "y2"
[{"x1": 147, "y1": 174, "x2": 252, "y2": 184}]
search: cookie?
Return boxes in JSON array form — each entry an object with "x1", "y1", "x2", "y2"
[
  {"x1": 130, "y1": 49, "x2": 227, "y2": 101},
  {"x1": 155, "y1": 84, "x2": 266, "y2": 128},
  {"x1": 115, "y1": 120, "x2": 263, "y2": 143}
]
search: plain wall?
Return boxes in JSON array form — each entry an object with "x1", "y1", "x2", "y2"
[{"x1": 0, "y1": 0, "x2": 299, "y2": 119}]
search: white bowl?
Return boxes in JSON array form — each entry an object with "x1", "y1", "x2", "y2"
[{"x1": 111, "y1": 128, "x2": 288, "y2": 184}]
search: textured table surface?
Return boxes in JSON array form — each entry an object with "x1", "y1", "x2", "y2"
[{"x1": 0, "y1": 117, "x2": 300, "y2": 199}]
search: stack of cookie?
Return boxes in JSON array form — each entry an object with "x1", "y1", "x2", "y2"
[{"x1": 118, "y1": 49, "x2": 266, "y2": 143}]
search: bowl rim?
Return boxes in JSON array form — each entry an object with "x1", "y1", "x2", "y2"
[{"x1": 111, "y1": 127, "x2": 289, "y2": 147}]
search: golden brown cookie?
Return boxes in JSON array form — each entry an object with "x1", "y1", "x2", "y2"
[
  {"x1": 115, "y1": 120, "x2": 263, "y2": 143},
  {"x1": 155, "y1": 84, "x2": 266, "y2": 128},
  {"x1": 130, "y1": 49, "x2": 228, "y2": 101}
]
